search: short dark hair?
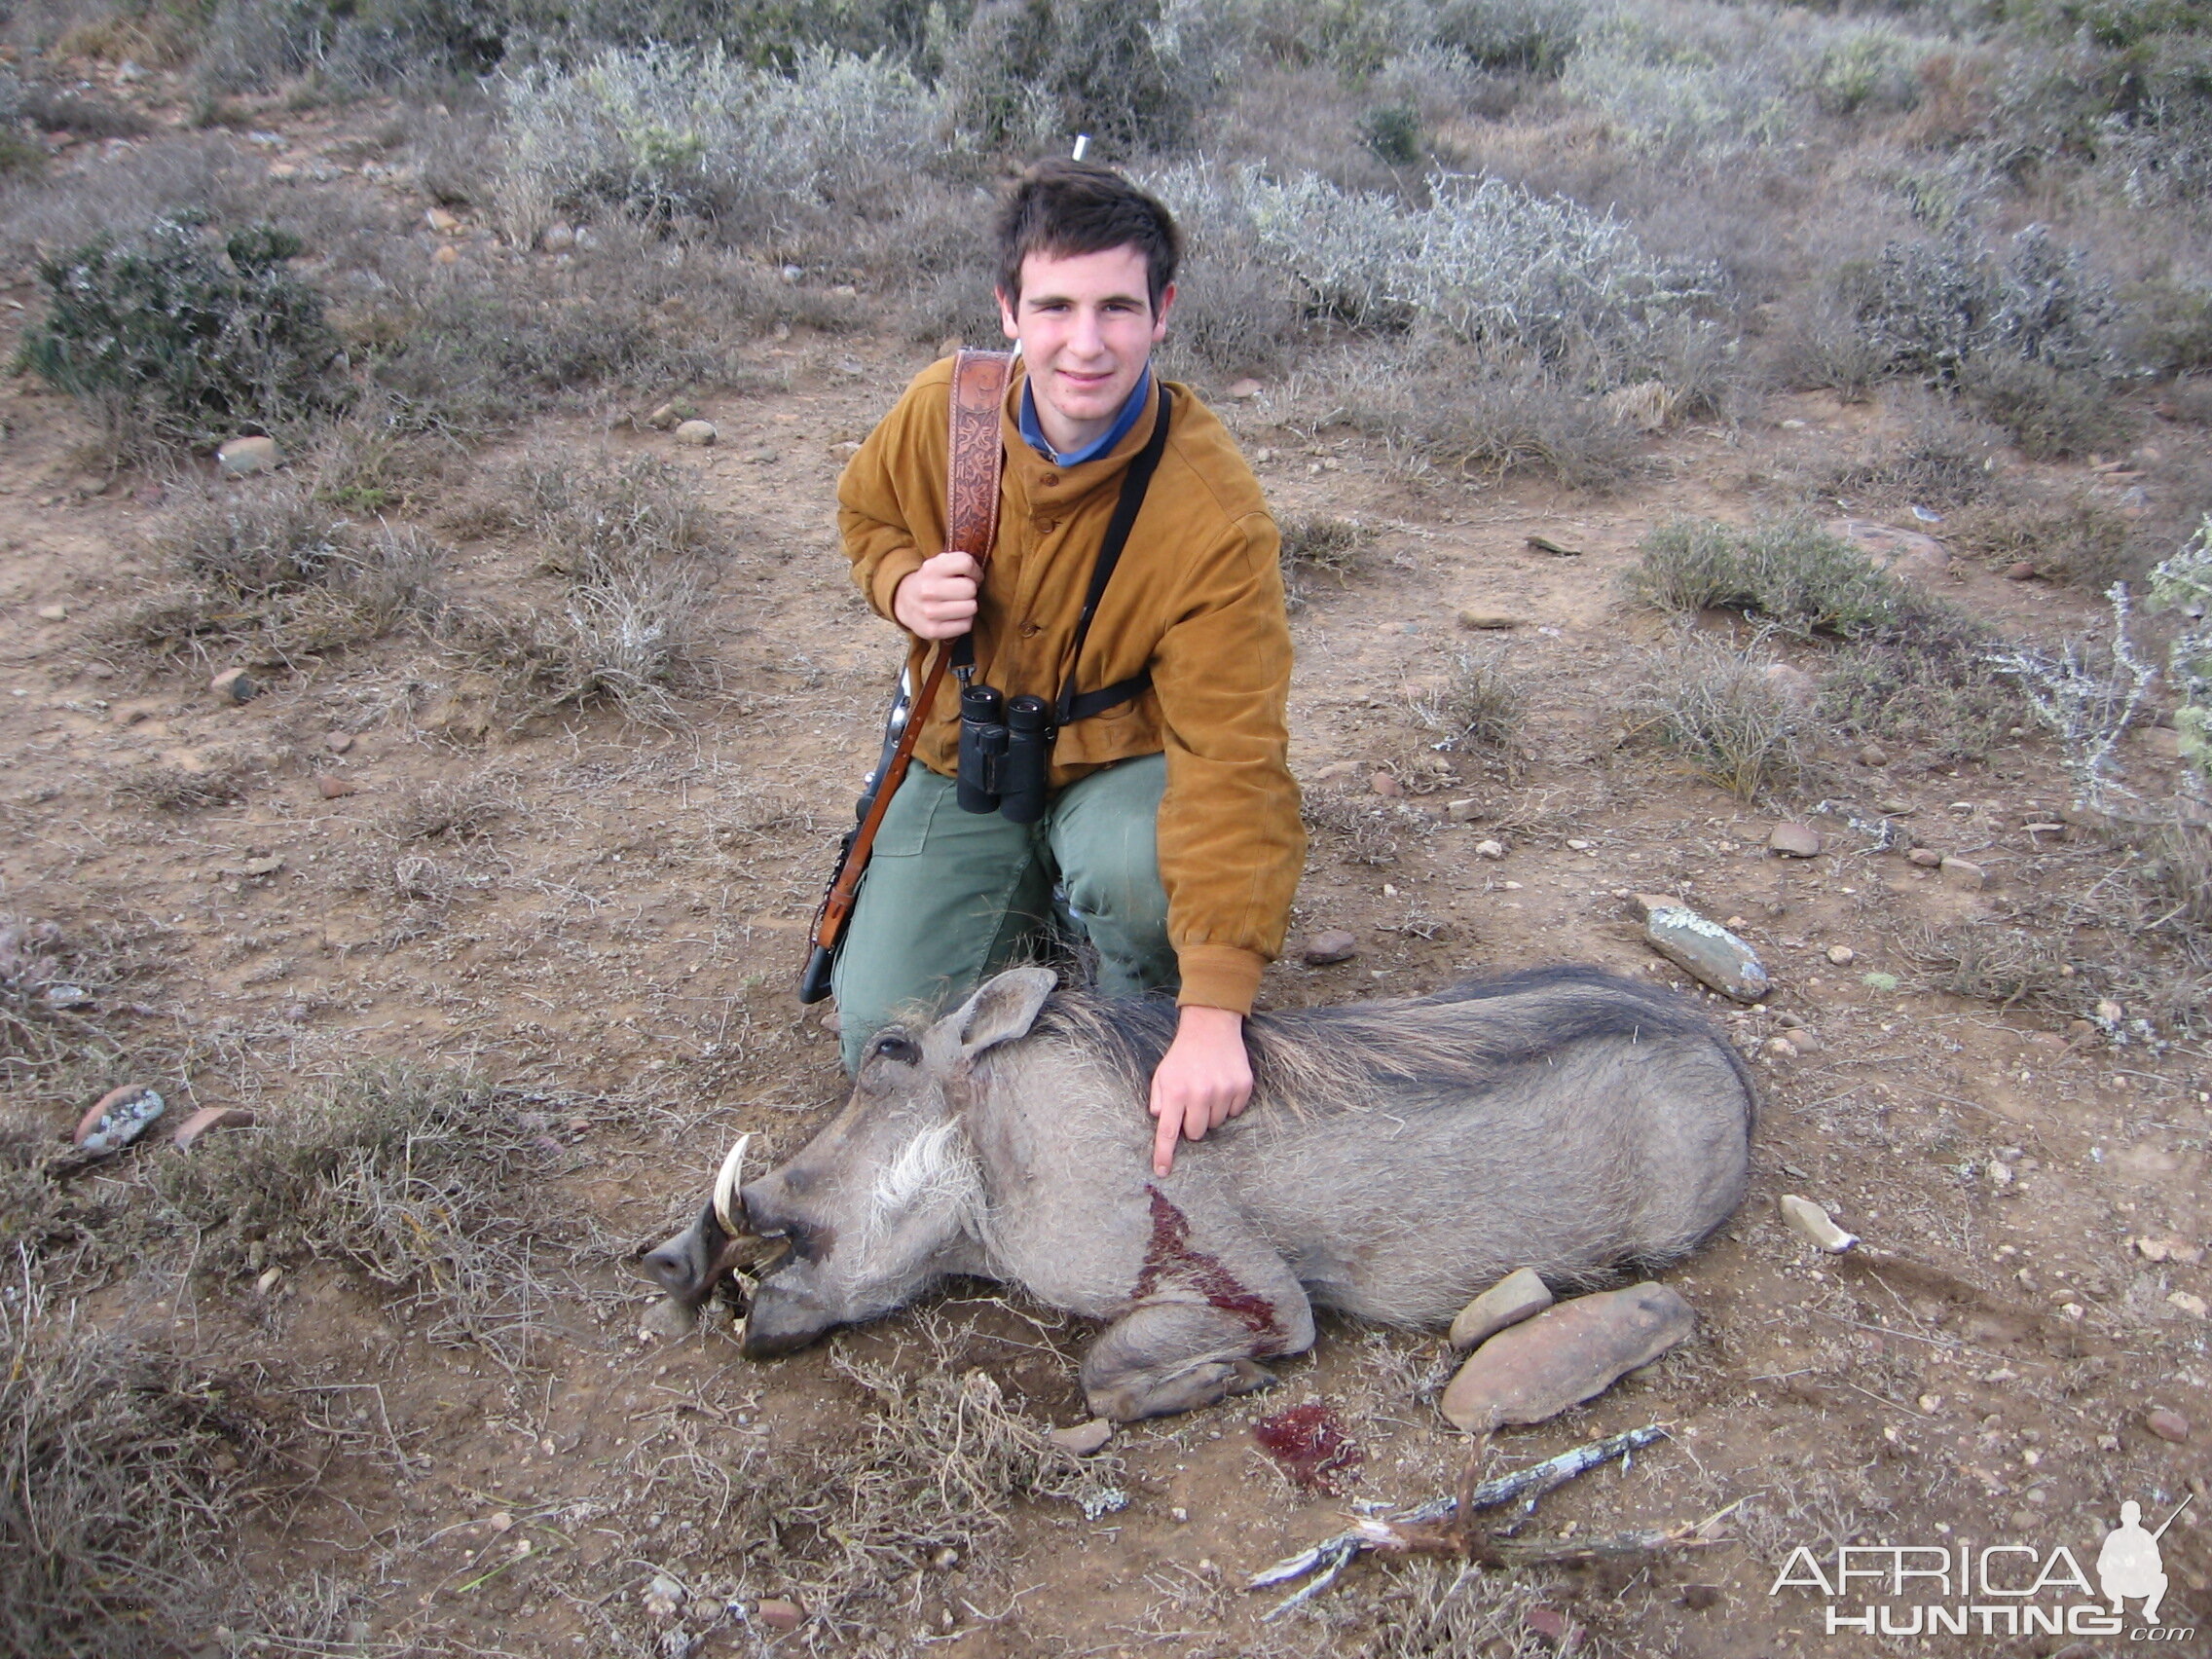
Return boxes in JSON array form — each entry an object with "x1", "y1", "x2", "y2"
[{"x1": 994, "y1": 160, "x2": 1182, "y2": 314}]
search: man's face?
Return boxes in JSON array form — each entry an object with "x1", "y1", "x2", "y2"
[{"x1": 998, "y1": 243, "x2": 1174, "y2": 455}]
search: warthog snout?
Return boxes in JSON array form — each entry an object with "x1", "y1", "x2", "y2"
[{"x1": 634, "y1": 1134, "x2": 760, "y2": 1327}]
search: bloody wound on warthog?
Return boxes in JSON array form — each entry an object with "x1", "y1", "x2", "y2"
[{"x1": 1134, "y1": 1185, "x2": 1279, "y2": 1344}]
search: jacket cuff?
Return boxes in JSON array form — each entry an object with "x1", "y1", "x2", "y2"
[
  {"x1": 1174, "y1": 943, "x2": 1267, "y2": 1016},
  {"x1": 866, "y1": 546, "x2": 926, "y2": 621}
]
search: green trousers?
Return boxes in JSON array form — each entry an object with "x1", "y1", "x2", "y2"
[{"x1": 831, "y1": 753, "x2": 1176, "y2": 1073}]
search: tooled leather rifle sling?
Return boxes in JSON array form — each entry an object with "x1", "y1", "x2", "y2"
[{"x1": 798, "y1": 348, "x2": 1011, "y2": 1002}]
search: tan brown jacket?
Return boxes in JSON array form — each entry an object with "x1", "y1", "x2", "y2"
[{"x1": 837, "y1": 356, "x2": 1302, "y2": 1014}]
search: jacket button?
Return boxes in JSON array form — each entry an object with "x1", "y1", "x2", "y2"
[
  {"x1": 1038, "y1": 517, "x2": 1058, "y2": 533},
  {"x1": 1020, "y1": 622, "x2": 1042, "y2": 638},
  {"x1": 1041, "y1": 472, "x2": 1059, "y2": 487}
]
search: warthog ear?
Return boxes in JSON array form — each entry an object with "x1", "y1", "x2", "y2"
[{"x1": 949, "y1": 966, "x2": 1057, "y2": 1059}]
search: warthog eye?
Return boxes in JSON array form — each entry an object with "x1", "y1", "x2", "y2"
[{"x1": 871, "y1": 1032, "x2": 921, "y2": 1065}]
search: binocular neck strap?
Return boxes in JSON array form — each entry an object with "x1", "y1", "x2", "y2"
[{"x1": 1056, "y1": 384, "x2": 1171, "y2": 726}]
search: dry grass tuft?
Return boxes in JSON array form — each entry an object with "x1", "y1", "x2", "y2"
[
  {"x1": 1407, "y1": 645, "x2": 1530, "y2": 772},
  {"x1": 0, "y1": 1287, "x2": 288, "y2": 1659},
  {"x1": 1279, "y1": 514, "x2": 1375, "y2": 609},
  {"x1": 464, "y1": 447, "x2": 711, "y2": 582},
  {"x1": 139, "y1": 1061, "x2": 578, "y2": 1363},
  {"x1": 1304, "y1": 788, "x2": 1421, "y2": 866},
  {"x1": 1906, "y1": 922, "x2": 2078, "y2": 1011},
  {"x1": 1946, "y1": 493, "x2": 2144, "y2": 590},
  {"x1": 110, "y1": 749, "x2": 262, "y2": 813},
  {"x1": 1622, "y1": 636, "x2": 1810, "y2": 800}
]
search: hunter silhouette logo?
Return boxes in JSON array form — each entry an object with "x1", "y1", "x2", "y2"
[
  {"x1": 1769, "y1": 1493, "x2": 2198, "y2": 1641},
  {"x1": 2099, "y1": 1497, "x2": 2191, "y2": 1626}
]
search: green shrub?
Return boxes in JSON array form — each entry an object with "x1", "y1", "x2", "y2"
[
  {"x1": 2149, "y1": 512, "x2": 2212, "y2": 792},
  {"x1": 944, "y1": 0, "x2": 1216, "y2": 155},
  {"x1": 1429, "y1": 0, "x2": 1584, "y2": 76},
  {"x1": 1847, "y1": 225, "x2": 2115, "y2": 384},
  {"x1": 1622, "y1": 514, "x2": 1969, "y2": 643},
  {"x1": 1957, "y1": 350, "x2": 2134, "y2": 461},
  {"x1": 18, "y1": 217, "x2": 347, "y2": 453},
  {"x1": 1359, "y1": 102, "x2": 1422, "y2": 164},
  {"x1": 1623, "y1": 637, "x2": 1809, "y2": 800}
]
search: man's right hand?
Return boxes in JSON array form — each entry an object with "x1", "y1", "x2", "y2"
[{"x1": 892, "y1": 551, "x2": 980, "y2": 640}]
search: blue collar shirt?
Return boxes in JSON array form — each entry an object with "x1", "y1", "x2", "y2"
[{"x1": 1018, "y1": 363, "x2": 1153, "y2": 466}]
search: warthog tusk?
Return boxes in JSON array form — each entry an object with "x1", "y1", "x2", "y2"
[{"x1": 712, "y1": 1132, "x2": 751, "y2": 1236}]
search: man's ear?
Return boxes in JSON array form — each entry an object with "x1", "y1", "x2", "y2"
[
  {"x1": 997, "y1": 286, "x2": 1019, "y2": 342},
  {"x1": 947, "y1": 967, "x2": 1056, "y2": 1059},
  {"x1": 1151, "y1": 280, "x2": 1176, "y2": 344}
]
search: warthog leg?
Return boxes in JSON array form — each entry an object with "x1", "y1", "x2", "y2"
[{"x1": 1080, "y1": 1298, "x2": 1307, "y2": 1420}]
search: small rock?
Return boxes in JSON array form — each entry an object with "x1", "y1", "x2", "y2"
[
  {"x1": 1456, "y1": 609, "x2": 1520, "y2": 631},
  {"x1": 1225, "y1": 378, "x2": 1262, "y2": 399},
  {"x1": 209, "y1": 666, "x2": 255, "y2": 705},
  {"x1": 35, "y1": 603, "x2": 66, "y2": 622},
  {"x1": 644, "y1": 1574, "x2": 686, "y2": 1617},
  {"x1": 1786, "y1": 1029, "x2": 1823, "y2": 1055},
  {"x1": 2066, "y1": 1017, "x2": 2098, "y2": 1043},
  {"x1": 1760, "y1": 662, "x2": 1817, "y2": 711},
  {"x1": 1681, "y1": 1584, "x2": 1723, "y2": 1610},
  {"x1": 1308, "y1": 760, "x2": 1359, "y2": 785},
  {"x1": 74, "y1": 1084, "x2": 166, "y2": 1154},
  {"x1": 316, "y1": 776, "x2": 356, "y2": 799},
  {"x1": 2132, "y1": 1236, "x2": 2205, "y2": 1266},
  {"x1": 1768, "y1": 822, "x2": 1822, "y2": 858},
  {"x1": 1473, "y1": 838, "x2": 1506, "y2": 860},
  {"x1": 1825, "y1": 944, "x2": 1855, "y2": 966},
  {"x1": 1440, "y1": 1282, "x2": 1695, "y2": 1429},
  {"x1": 216, "y1": 435, "x2": 279, "y2": 477},
  {"x1": 1526, "y1": 1606, "x2": 1570, "y2": 1642},
  {"x1": 1047, "y1": 1419, "x2": 1114, "y2": 1456},
  {"x1": 1938, "y1": 855, "x2": 1985, "y2": 890},
  {"x1": 1370, "y1": 771, "x2": 1402, "y2": 797},
  {"x1": 1907, "y1": 846, "x2": 1943, "y2": 867},
  {"x1": 1302, "y1": 930, "x2": 1359, "y2": 967},
  {"x1": 425, "y1": 207, "x2": 461, "y2": 233},
  {"x1": 640, "y1": 1297, "x2": 698, "y2": 1338},
  {"x1": 540, "y1": 224, "x2": 575, "y2": 252},
  {"x1": 2168, "y1": 1290, "x2": 2209, "y2": 1320},
  {"x1": 324, "y1": 731, "x2": 353, "y2": 754},
  {"x1": 173, "y1": 1106, "x2": 255, "y2": 1150},
  {"x1": 2006, "y1": 560, "x2": 2037, "y2": 581},
  {"x1": 1779, "y1": 1194, "x2": 1858, "y2": 1253},
  {"x1": 1448, "y1": 1267, "x2": 1553, "y2": 1351},
  {"x1": 431, "y1": 244, "x2": 461, "y2": 266},
  {"x1": 2146, "y1": 1408, "x2": 2191, "y2": 1443},
  {"x1": 1641, "y1": 903, "x2": 1769, "y2": 1002},
  {"x1": 1833, "y1": 519, "x2": 1949, "y2": 585},
  {"x1": 755, "y1": 1599, "x2": 802, "y2": 1633},
  {"x1": 645, "y1": 401, "x2": 682, "y2": 430},
  {"x1": 2093, "y1": 997, "x2": 2123, "y2": 1023},
  {"x1": 256, "y1": 1266, "x2": 283, "y2": 1295},
  {"x1": 1764, "y1": 1036, "x2": 1800, "y2": 1064},
  {"x1": 819, "y1": 1007, "x2": 841, "y2": 1035},
  {"x1": 236, "y1": 856, "x2": 284, "y2": 878},
  {"x1": 1858, "y1": 744, "x2": 1889, "y2": 767},
  {"x1": 1446, "y1": 797, "x2": 1482, "y2": 823},
  {"x1": 674, "y1": 419, "x2": 718, "y2": 447}
]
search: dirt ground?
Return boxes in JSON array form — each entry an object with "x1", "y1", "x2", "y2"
[{"x1": 5, "y1": 98, "x2": 2212, "y2": 1659}]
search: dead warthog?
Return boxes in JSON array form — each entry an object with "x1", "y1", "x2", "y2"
[{"x1": 644, "y1": 964, "x2": 1754, "y2": 1421}]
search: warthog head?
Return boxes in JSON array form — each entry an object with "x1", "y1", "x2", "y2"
[{"x1": 640, "y1": 968, "x2": 1056, "y2": 1356}]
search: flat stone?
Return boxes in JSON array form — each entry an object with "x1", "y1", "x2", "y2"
[
  {"x1": 674, "y1": 419, "x2": 718, "y2": 447},
  {"x1": 1370, "y1": 771, "x2": 1402, "y2": 796},
  {"x1": 1761, "y1": 662, "x2": 1817, "y2": 711},
  {"x1": 1938, "y1": 855, "x2": 1985, "y2": 890},
  {"x1": 1779, "y1": 1194, "x2": 1858, "y2": 1253},
  {"x1": 1641, "y1": 903, "x2": 1769, "y2": 1002},
  {"x1": 755, "y1": 1599, "x2": 802, "y2": 1632},
  {"x1": 216, "y1": 435, "x2": 279, "y2": 477},
  {"x1": 431, "y1": 244, "x2": 461, "y2": 266},
  {"x1": 325, "y1": 731, "x2": 353, "y2": 754},
  {"x1": 425, "y1": 207, "x2": 461, "y2": 232},
  {"x1": 540, "y1": 224, "x2": 575, "y2": 252},
  {"x1": 1832, "y1": 518, "x2": 1949, "y2": 585},
  {"x1": 209, "y1": 666, "x2": 255, "y2": 705},
  {"x1": 2146, "y1": 1408, "x2": 2191, "y2": 1443},
  {"x1": 1307, "y1": 761, "x2": 1359, "y2": 785},
  {"x1": 2169, "y1": 1290, "x2": 2209, "y2": 1320},
  {"x1": 172, "y1": 1106, "x2": 254, "y2": 1150},
  {"x1": 1907, "y1": 846, "x2": 1943, "y2": 866},
  {"x1": 645, "y1": 401, "x2": 683, "y2": 430},
  {"x1": 1473, "y1": 838, "x2": 1505, "y2": 860},
  {"x1": 1448, "y1": 1267, "x2": 1553, "y2": 1351},
  {"x1": 2007, "y1": 560, "x2": 2037, "y2": 580},
  {"x1": 316, "y1": 776, "x2": 356, "y2": 799},
  {"x1": 74, "y1": 1085, "x2": 166, "y2": 1153},
  {"x1": 236, "y1": 856, "x2": 284, "y2": 878},
  {"x1": 35, "y1": 603, "x2": 66, "y2": 622},
  {"x1": 1225, "y1": 378, "x2": 1262, "y2": 399},
  {"x1": 1456, "y1": 609, "x2": 1520, "y2": 630},
  {"x1": 1787, "y1": 1029, "x2": 1823, "y2": 1054},
  {"x1": 1439, "y1": 1282, "x2": 1696, "y2": 1429},
  {"x1": 1768, "y1": 822, "x2": 1822, "y2": 858},
  {"x1": 1047, "y1": 1418, "x2": 1114, "y2": 1456},
  {"x1": 1302, "y1": 930, "x2": 1359, "y2": 967},
  {"x1": 1858, "y1": 744, "x2": 1889, "y2": 767}
]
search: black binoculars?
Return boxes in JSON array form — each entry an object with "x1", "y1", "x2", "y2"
[{"x1": 956, "y1": 682, "x2": 1054, "y2": 824}]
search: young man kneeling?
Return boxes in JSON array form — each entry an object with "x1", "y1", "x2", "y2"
[{"x1": 832, "y1": 160, "x2": 1302, "y2": 1176}]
